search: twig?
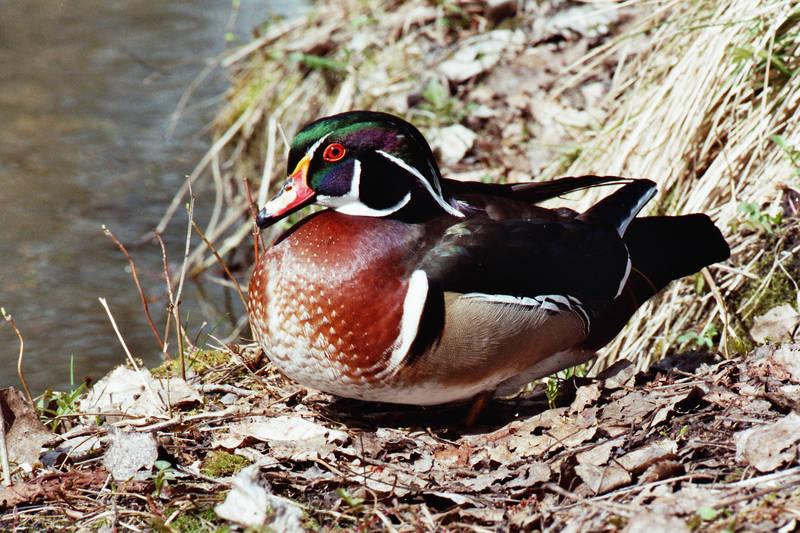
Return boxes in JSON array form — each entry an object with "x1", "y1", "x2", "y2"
[
  {"x1": 154, "y1": 93, "x2": 254, "y2": 236},
  {"x1": 174, "y1": 187, "x2": 196, "y2": 380},
  {"x1": 0, "y1": 400, "x2": 11, "y2": 486},
  {"x1": 103, "y1": 226, "x2": 164, "y2": 351},
  {"x1": 244, "y1": 177, "x2": 262, "y2": 262},
  {"x1": 276, "y1": 121, "x2": 291, "y2": 152},
  {"x1": 205, "y1": 152, "x2": 224, "y2": 246},
  {"x1": 98, "y1": 297, "x2": 165, "y2": 412},
  {"x1": 166, "y1": 55, "x2": 223, "y2": 138},
  {"x1": 190, "y1": 220, "x2": 247, "y2": 310},
  {"x1": 153, "y1": 232, "x2": 174, "y2": 360},
  {"x1": 701, "y1": 267, "x2": 729, "y2": 358},
  {"x1": 2, "y1": 308, "x2": 32, "y2": 405}
]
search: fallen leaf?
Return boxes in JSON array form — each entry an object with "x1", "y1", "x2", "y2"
[
  {"x1": 215, "y1": 465, "x2": 304, "y2": 531},
  {"x1": 639, "y1": 460, "x2": 684, "y2": 484},
  {"x1": 575, "y1": 439, "x2": 621, "y2": 466},
  {"x1": 0, "y1": 468, "x2": 109, "y2": 507},
  {"x1": 79, "y1": 366, "x2": 201, "y2": 420},
  {"x1": 616, "y1": 440, "x2": 678, "y2": 474},
  {"x1": 102, "y1": 426, "x2": 158, "y2": 481},
  {"x1": 598, "y1": 359, "x2": 636, "y2": 389},
  {"x1": 750, "y1": 304, "x2": 800, "y2": 343},
  {"x1": 430, "y1": 124, "x2": 477, "y2": 165},
  {"x1": 734, "y1": 413, "x2": 800, "y2": 472},
  {"x1": 624, "y1": 504, "x2": 690, "y2": 533},
  {"x1": 438, "y1": 30, "x2": 524, "y2": 83},
  {"x1": 747, "y1": 344, "x2": 800, "y2": 383},
  {"x1": 575, "y1": 462, "x2": 631, "y2": 494},
  {"x1": 505, "y1": 462, "x2": 551, "y2": 489},
  {"x1": 0, "y1": 388, "x2": 52, "y2": 466},
  {"x1": 541, "y1": 4, "x2": 620, "y2": 40},
  {"x1": 215, "y1": 416, "x2": 347, "y2": 446},
  {"x1": 214, "y1": 416, "x2": 350, "y2": 461},
  {"x1": 569, "y1": 383, "x2": 602, "y2": 413}
]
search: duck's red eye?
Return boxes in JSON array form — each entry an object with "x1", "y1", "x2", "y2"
[{"x1": 322, "y1": 143, "x2": 346, "y2": 162}]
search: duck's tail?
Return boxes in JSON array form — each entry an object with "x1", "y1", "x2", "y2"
[{"x1": 585, "y1": 213, "x2": 730, "y2": 349}]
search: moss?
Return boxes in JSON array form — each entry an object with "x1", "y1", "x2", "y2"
[
  {"x1": 154, "y1": 504, "x2": 226, "y2": 533},
  {"x1": 200, "y1": 451, "x2": 251, "y2": 478},
  {"x1": 151, "y1": 349, "x2": 232, "y2": 378},
  {"x1": 727, "y1": 221, "x2": 800, "y2": 347}
]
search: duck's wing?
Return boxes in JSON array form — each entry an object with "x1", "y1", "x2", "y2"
[
  {"x1": 419, "y1": 217, "x2": 630, "y2": 303},
  {"x1": 422, "y1": 180, "x2": 658, "y2": 301},
  {"x1": 443, "y1": 175, "x2": 634, "y2": 208}
]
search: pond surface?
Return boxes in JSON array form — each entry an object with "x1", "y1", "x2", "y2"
[{"x1": 0, "y1": 0, "x2": 301, "y2": 394}]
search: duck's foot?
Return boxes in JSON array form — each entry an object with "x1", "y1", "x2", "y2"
[{"x1": 464, "y1": 390, "x2": 494, "y2": 426}]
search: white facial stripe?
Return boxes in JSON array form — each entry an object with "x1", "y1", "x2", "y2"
[
  {"x1": 307, "y1": 132, "x2": 332, "y2": 160},
  {"x1": 318, "y1": 159, "x2": 412, "y2": 216},
  {"x1": 328, "y1": 194, "x2": 412, "y2": 217},
  {"x1": 376, "y1": 150, "x2": 465, "y2": 218}
]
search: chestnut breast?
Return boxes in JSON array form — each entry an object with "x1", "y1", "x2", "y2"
[{"x1": 248, "y1": 211, "x2": 423, "y2": 384}]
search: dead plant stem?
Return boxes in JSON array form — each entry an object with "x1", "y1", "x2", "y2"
[
  {"x1": 2, "y1": 308, "x2": 32, "y2": 405},
  {"x1": 174, "y1": 188, "x2": 196, "y2": 380},
  {"x1": 154, "y1": 232, "x2": 174, "y2": 359},
  {"x1": 244, "y1": 177, "x2": 262, "y2": 263},
  {"x1": 190, "y1": 219, "x2": 247, "y2": 309},
  {"x1": 0, "y1": 402, "x2": 11, "y2": 486},
  {"x1": 98, "y1": 297, "x2": 165, "y2": 412}
]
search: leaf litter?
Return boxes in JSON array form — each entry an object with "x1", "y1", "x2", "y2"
[{"x1": 2, "y1": 345, "x2": 800, "y2": 530}]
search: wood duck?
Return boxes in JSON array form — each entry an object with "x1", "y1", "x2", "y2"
[{"x1": 248, "y1": 111, "x2": 729, "y2": 406}]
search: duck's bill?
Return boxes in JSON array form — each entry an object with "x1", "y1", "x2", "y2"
[{"x1": 256, "y1": 155, "x2": 315, "y2": 229}]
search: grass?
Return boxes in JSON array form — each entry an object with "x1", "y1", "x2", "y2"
[{"x1": 36, "y1": 356, "x2": 91, "y2": 432}]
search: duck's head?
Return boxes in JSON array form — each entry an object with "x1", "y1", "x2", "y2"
[{"x1": 256, "y1": 111, "x2": 464, "y2": 228}]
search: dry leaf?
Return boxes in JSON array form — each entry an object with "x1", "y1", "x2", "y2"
[
  {"x1": 598, "y1": 359, "x2": 636, "y2": 389},
  {"x1": 102, "y1": 426, "x2": 158, "y2": 481},
  {"x1": 541, "y1": 4, "x2": 620, "y2": 40},
  {"x1": 439, "y1": 30, "x2": 524, "y2": 83},
  {"x1": 214, "y1": 416, "x2": 349, "y2": 461},
  {"x1": 215, "y1": 465, "x2": 304, "y2": 531},
  {"x1": 430, "y1": 124, "x2": 477, "y2": 165},
  {"x1": 624, "y1": 504, "x2": 690, "y2": 533},
  {"x1": 79, "y1": 366, "x2": 201, "y2": 420},
  {"x1": 569, "y1": 383, "x2": 602, "y2": 413},
  {"x1": 617, "y1": 440, "x2": 678, "y2": 474},
  {"x1": 750, "y1": 304, "x2": 800, "y2": 343},
  {"x1": 576, "y1": 439, "x2": 621, "y2": 466},
  {"x1": 575, "y1": 463, "x2": 631, "y2": 494},
  {"x1": 0, "y1": 388, "x2": 51, "y2": 466},
  {"x1": 735, "y1": 413, "x2": 800, "y2": 472}
]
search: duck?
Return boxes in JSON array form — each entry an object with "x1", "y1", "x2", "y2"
[{"x1": 247, "y1": 110, "x2": 729, "y2": 407}]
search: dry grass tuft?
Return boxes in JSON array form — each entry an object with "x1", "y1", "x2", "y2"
[{"x1": 550, "y1": 0, "x2": 800, "y2": 370}]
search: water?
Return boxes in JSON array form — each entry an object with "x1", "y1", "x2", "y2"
[{"x1": 0, "y1": 0, "x2": 302, "y2": 394}]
